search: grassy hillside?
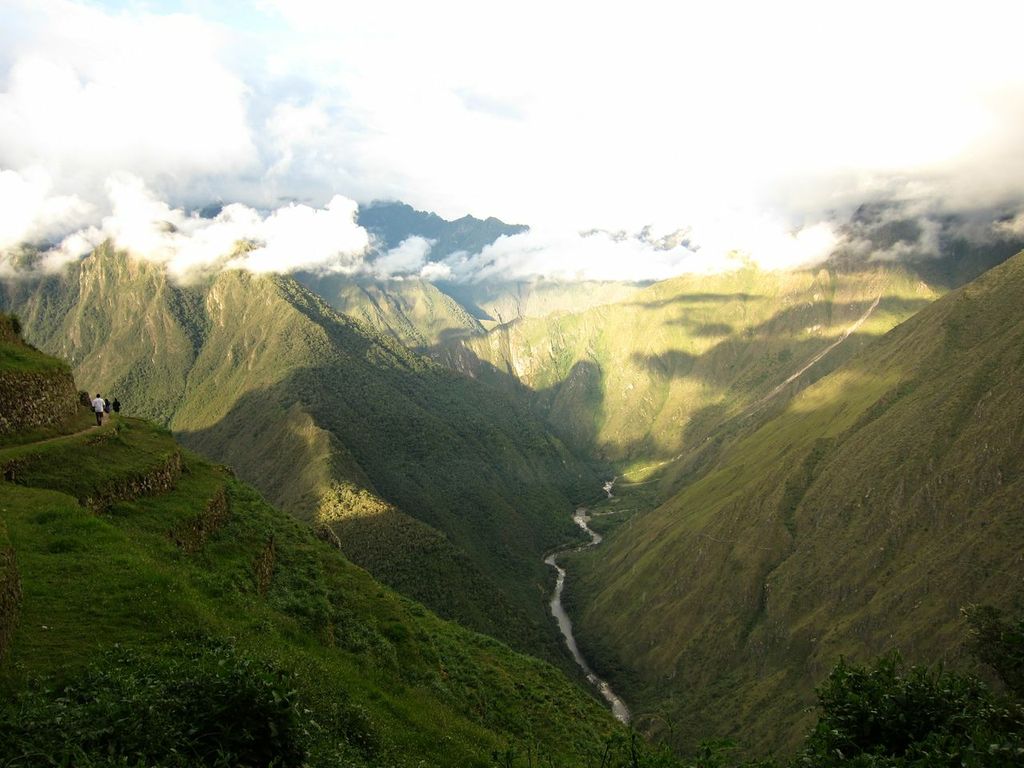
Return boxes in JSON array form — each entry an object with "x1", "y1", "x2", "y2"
[
  {"x1": 0, "y1": 247, "x2": 598, "y2": 666},
  {"x1": 0, "y1": 312, "x2": 83, "y2": 444},
  {"x1": 440, "y1": 279, "x2": 644, "y2": 325},
  {"x1": 569, "y1": 251, "x2": 1024, "y2": 754},
  {"x1": 0, "y1": 404, "x2": 622, "y2": 765},
  {"x1": 298, "y1": 275, "x2": 485, "y2": 348},
  {"x1": 443, "y1": 263, "x2": 936, "y2": 481}
]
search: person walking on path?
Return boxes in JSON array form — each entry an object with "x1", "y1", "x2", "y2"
[
  {"x1": 112, "y1": 398, "x2": 121, "y2": 415},
  {"x1": 91, "y1": 393, "x2": 105, "y2": 426}
]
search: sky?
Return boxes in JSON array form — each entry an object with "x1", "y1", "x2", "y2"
[{"x1": 2, "y1": 0, "x2": 1024, "y2": 282}]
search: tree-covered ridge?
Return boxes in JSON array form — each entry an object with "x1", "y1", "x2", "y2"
[{"x1": 569, "y1": 250, "x2": 1024, "y2": 754}]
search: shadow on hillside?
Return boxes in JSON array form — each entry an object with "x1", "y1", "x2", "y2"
[
  {"x1": 631, "y1": 295, "x2": 933, "y2": 386},
  {"x1": 623, "y1": 292, "x2": 756, "y2": 309},
  {"x1": 431, "y1": 280, "x2": 938, "y2": 489},
  {"x1": 176, "y1": 301, "x2": 609, "y2": 674},
  {"x1": 436, "y1": 326, "x2": 483, "y2": 344}
]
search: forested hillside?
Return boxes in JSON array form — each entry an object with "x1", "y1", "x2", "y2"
[{"x1": 569, "y1": 250, "x2": 1024, "y2": 754}]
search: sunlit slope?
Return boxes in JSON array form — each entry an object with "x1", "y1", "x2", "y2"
[
  {"x1": 444, "y1": 279, "x2": 645, "y2": 325},
  {"x1": 1, "y1": 246, "x2": 199, "y2": 423},
  {"x1": 571, "y1": 251, "x2": 1024, "y2": 753},
  {"x1": 0, "y1": 248, "x2": 597, "y2": 662},
  {"x1": 299, "y1": 275, "x2": 485, "y2": 348},
  {"x1": 444, "y1": 264, "x2": 936, "y2": 472},
  {"x1": 0, "y1": 415, "x2": 617, "y2": 765}
]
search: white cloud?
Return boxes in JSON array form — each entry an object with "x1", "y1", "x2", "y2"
[
  {"x1": 2, "y1": 0, "x2": 1024, "y2": 284},
  {"x1": 259, "y1": 0, "x2": 1024, "y2": 230},
  {"x1": 0, "y1": 0, "x2": 256, "y2": 200},
  {"x1": 0, "y1": 167, "x2": 92, "y2": 250},
  {"x1": 429, "y1": 216, "x2": 841, "y2": 283},
  {"x1": 4, "y1": 174, "x2": 371, "y2": 281},
  {"x1": 227, "y1": 195, "x2": 370, "y2": 275},
  {"x1": 367, "y1": 236, "x2": 435, "y2": 279}
]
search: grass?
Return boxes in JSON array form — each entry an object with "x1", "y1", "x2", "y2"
[
  {"x1": 567, "y1": 251, "x2": 1024, "y2": 756},
  {"x1": 0, "y1": 415, "x2": 621, "y2": 766},
  {"x1": 0, "y1": 408, "x2": 96, "y2": 449},
  {"x1": 0, "y1": 339, "x2": 70, "y2": 374}
]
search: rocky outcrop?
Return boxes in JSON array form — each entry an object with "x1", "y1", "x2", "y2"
[
  {"x1": 170, "y1": 485, "x2": 230, "y2": 553},
  {"x1": 0, "y1": 523, "x2": 21, "y2": 659},
  {"x1": 0, "y1": 370, "x2": 79, "y2": 436}
]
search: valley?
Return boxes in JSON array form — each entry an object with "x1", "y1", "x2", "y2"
[
  {"x1": 545, "y1": 504, "x2": 631, "y2": 724},
  {"x1": 4, "y1": 3, "x2": 1024, "y2": 763},
  {"x1": 2, "y1": 204, "x2": 1023, "y2": 764}
]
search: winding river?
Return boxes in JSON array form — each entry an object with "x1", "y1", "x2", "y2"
[{"x1": 545, "y1": 505, "x2": 631, "y2": 723}]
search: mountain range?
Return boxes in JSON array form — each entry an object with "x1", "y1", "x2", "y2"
[
  {"x1": 2, "y1": 200, "x2": 1023, "y2": 761},
  {"x1": 0, "y1": 243, "x2": 596, "y2": 666}
]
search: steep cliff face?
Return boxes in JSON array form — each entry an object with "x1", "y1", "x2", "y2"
[{"x1": 0, "y1": 315, "x2": 78, "y2": 437}]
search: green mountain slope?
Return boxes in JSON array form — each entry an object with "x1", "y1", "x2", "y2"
[
  {"x1": 0, "y1": 346, "x2": 619, "y2": 764},
  {"x1": 297, "y1": 275, "x2": 485, "y2": 348},
  {"x1": 442, "y1": 263, "x2": 936, "y2": 478},
  {"x1": 0, "y1": 247, "x2": 597, "y2": 665},
  {"x1": 440, "y1": 279, "x2": 645, "y2": 325},
  {"x1": 569, "y1": 250, "x2": 1024, "y2": 754}
]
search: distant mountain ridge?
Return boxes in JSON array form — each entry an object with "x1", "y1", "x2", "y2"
[{"x1": 357, "y1": 200, "x2": 528, "y2": 257}]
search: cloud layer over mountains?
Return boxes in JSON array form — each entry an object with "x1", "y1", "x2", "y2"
[{"x1": 2, "y1": 0, "x2": 1024, "y2": 283}]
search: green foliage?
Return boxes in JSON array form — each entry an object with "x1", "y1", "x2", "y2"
[
  {"x1": 798, "y1": 654, "x2": 1024, "y2": 767},
  {"x1": 2, "y1": 640, "x2": 305, "y2": 767},
  {"x1": 0, "y1": 414, "x2": 619, "y2": 767},
  {"x1": 965, "y1": 605, "x2": 1024, "y2": 698}
]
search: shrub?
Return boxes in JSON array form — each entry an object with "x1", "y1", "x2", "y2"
[
  {"x1": 0, "y1": 640, "x2": 305, "y2": 767},
  {"x1": 965, "y1": 605, "x2": 1024, "y2": 698},
  {"x1": 797, "y1": 654, "x2": 1024, "y2": 767}
]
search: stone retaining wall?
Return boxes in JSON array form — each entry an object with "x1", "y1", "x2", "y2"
[
  {"x1": 0, "y1": 370, "x2": 79, "y2": 436},
  {"x1": 170, "y1": 485, "x2": 230, "y2": 553},
  {"x1": 254, "y1": 536, "x2": 276, "y2": 596},
  {"x1": 83, "y1": 451, "x2": 184, "y2": 513}
]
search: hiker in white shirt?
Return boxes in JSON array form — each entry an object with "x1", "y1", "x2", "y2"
[{"x1": 91, "y1": 393, "x2": 105, "y2": 427}]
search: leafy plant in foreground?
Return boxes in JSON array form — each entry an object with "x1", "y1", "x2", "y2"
[
  {"x1": 1, "y1": 639, "x2": 305, "y2": 767},
  {"x1": 797, "y1": 653, "x2": 1024, "y2": 767}
]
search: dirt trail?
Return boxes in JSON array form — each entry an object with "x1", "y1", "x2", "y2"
[{"x1": 0, "y1": 419, "x2": 114, "y2": 454}]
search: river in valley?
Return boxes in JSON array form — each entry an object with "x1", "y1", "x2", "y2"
[{"x1": 544, "y1": 505, "x2": 631, "y2": 723}]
